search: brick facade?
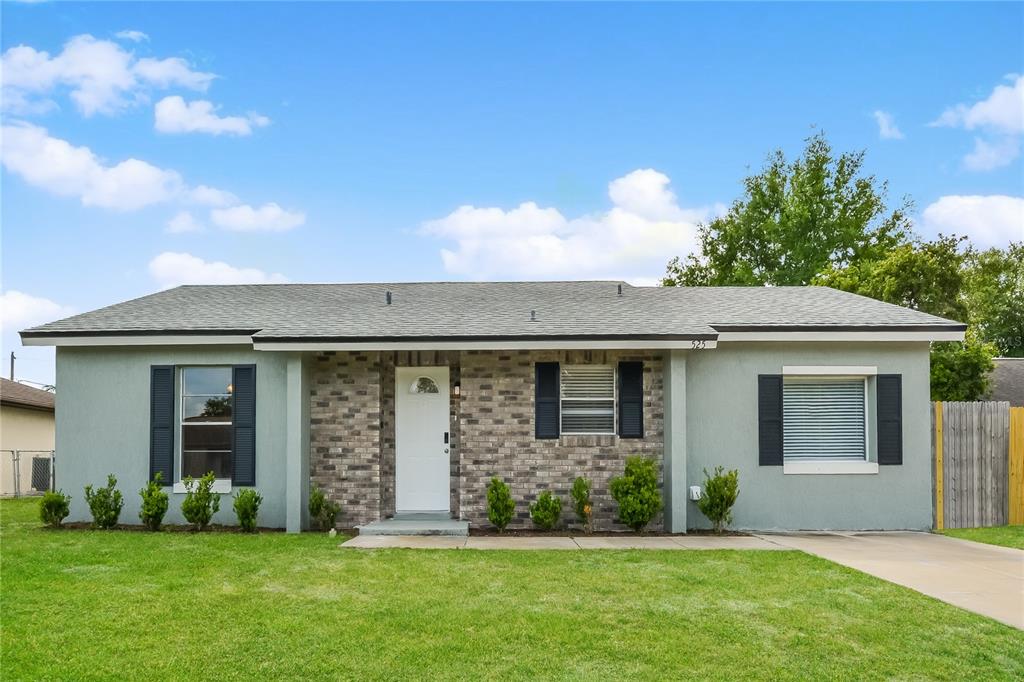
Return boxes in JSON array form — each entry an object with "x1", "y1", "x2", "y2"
[{"x1": 309, "y1": 349, "x2": 664, "y2": 531}]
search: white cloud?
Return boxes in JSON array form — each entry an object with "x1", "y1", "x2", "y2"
[
  {"x1": 1, "y1": 122, "x2": 300, "y2": 223},
  {"x1": 932, "y1": 75, "x2": 1024, "y2": 135},
  {"x1": 154, "y1": 96, "x2": 270, "y2": 136},
  {"x1": 420, "y1": 169, "x2": 721, "y2": 280},
  {"x1": 189, "y1": 184, "x2": 239, "y2": 207},
  {"x1": 114, "y1": 30, "x2": 149, "y2": 43},
  {"x1": 872, "y1": 110, "x2": 904, "y2": 140},
  {"x1": 921, "y1": 195, "x2": 1024, "y2": 247},
  {"x1": 0, "y1": 121, "x2": 183, "y2": 210},
  {"x1": 210, "y1": 203, "x2": 306, "y2": 232},
  {"x1": 166, "y1": 211, "x2": 203, "y2": 234},
  {"x1": 963, "y1": 136, "x2": 1022, "y2": 172},
  {"x1": 1, "y1": 290, "x2": 74, "y2": 331},
  {"x1": 148, "y1": 252, "x2": 289, "y2": 288},
  {"x1": 931, "y1": 75, "x2": 1024, "y2": 171},
  {"x1": 0, "y1": 34, "x2": 215, "y2": 116}
]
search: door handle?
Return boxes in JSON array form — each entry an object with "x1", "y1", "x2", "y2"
[{"x1": 443, "y1": 431, "x2": 449, "y2": 444}]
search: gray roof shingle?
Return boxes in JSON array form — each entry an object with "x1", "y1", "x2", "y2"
[{"x1": 20, "y1": 282, "x2": 965, "y2": 341}]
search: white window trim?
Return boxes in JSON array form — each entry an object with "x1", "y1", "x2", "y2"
[
  {"x1": 783, "y1": 461, "x2": 879, "y2": 475},
  {"x1": 782, "y1": 372, "x2": 874, "y2": 474},
  {"x1": 783, "y1": 365, "x2": 877, "y2": 376},
  {"x1": 173, "y1": 479, "x2": 233, "y2": 494},
  {"x1": 560, "y1": 364, "x2": 616, "y2": 436},
  {"x1": 176, "y1": 366, "x2": 234, "y2": 493}
]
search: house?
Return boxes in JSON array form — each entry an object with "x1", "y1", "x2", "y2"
[
  {"x1": 20, "y1": 282, "x2": 965, "y2": 532},
  {"x1": 987, "y1": 358, "x2": 1024, "y2": 407},
  {"x1": 1, "y1": 378, "x2": 56, "y2": 496}
]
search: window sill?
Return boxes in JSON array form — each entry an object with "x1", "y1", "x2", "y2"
[
  {"x1": 173, "y1": 479, "x2": 233, "y2": 494},
  {"x1": 783, "y1": 461, "x2": 879, "y2": 475}
]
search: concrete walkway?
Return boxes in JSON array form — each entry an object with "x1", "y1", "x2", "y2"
[
  {"x1": 759, "y1": 532, "x2": 1024, "y2": 629},
  {"x1": 341, "y1": 534, "x2": 787, "y2": 550}
]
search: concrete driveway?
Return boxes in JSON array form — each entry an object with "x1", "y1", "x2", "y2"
[{"x1": 760, "y1": 532, "x2": 1024, "y2": 629}]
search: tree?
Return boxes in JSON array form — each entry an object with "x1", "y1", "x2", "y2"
[
  {"x1": 930, "y1": 331, "x2": 997, "y2": 401},
  {"x1": 815, "y1": 234, "x2": 968, "y2": 321},
  {"x1": 963, "y1": 242, "x2": 1024, "y2": 357},
  {"x1": 663, "y1": 132, "x2": 910, "y2": 287}
]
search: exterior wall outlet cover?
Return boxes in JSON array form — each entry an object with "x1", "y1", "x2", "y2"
[{"x1": 689, "y1": 485, "x2": 702, "y2": 501}]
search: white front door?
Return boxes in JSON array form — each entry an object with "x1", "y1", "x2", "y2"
[{"x1": 395, "y1": 366, "x2": 451, "y2": 512}]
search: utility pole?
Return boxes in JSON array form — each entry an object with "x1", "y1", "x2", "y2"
[{"x1": 9, "y1": 352, "x2": 14, "y2": 380}]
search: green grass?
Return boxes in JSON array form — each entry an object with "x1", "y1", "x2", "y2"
[
  {"x1": 941, "y1": 525, "x2": 1024, "y2": 550},
  {"x1": 2, "y1": 499, "x2": 1022, "y2": 680}
]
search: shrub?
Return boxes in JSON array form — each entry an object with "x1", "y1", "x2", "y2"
[
  {"x1": 233, "y1": 488, "x2": 263, "y2": 532},
  {"x1": 486, "y1": 477, "x2": 515, "y2": 532},
  {"x1": 39, "y1": 490, "x2": 71, "y2": 528},
  {"x1": 84, "y1": 474, "x2": 123, "y2": 529},
  {"x1": 570, "y1": 476, "x2": 593, "y2": 534},
  {"x1": 138, "y1": 472, "x2": 169, "y2": 531},
  {"x1": 609, "y1": 456, "x2": 663, "y2": 532},
  {"x1": 696, "y1": 466, "x2": 740, "y2": 534},
  {"x1": 180, "y1": 472, "x2": 220, "y2": 531},
  {"x1": 529, "y1": 490, "x2": 562, "y2": 531},
  {"x1": 309, "y1": 486, "x2": 341, "y2": 531}
]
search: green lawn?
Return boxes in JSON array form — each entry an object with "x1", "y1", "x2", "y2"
[
  {"x1": 941, "y1": 525, "x2": 1024, "y2": 550},
  {"x1": 2, "y1": 499, "x2": 1022, "y2": 680}
]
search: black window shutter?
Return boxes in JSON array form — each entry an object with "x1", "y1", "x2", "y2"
[
  {"x1": 758, "y1": 375, "x2": 784, "y2": 466},
  {"x1": 149, "y1": 365, "x2": 175, "y2": 484},
  {"x1": 876, "y1": 374, "x2": 902, "y2": 465},
  {"x1": 618, "y1": 361, "x2": 644, "y2": 438},
  {"x1": 232, "y1": 365, "x2": 257, "y2": 485},
  {"x1": 535, "y1": 362, "x2": 560, "y2": 439}
]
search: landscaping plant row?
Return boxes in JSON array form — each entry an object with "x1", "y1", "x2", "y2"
[{"x1": 485, "y1": 456, "x2": 741, "y2": 534}]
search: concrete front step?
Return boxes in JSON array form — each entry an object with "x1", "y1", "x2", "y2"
[{"x1": 357, "y1": 513, "x2": 469, "y2": 537}]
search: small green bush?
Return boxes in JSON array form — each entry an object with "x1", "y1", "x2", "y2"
[
  {"x1": 84, "y1": 474, "x2": 123, "y2": 529},
  {"x1": 609, "y1": 456, "x2": 663, "y2": 532},
  {"x1": 529, "y1": 490, "x2": 562, "y2": 531},
  {"x1": 570, "y1": 476, "x2": 593, "y2": 534},
  {"x1": 233, "y1": 488, "x2": 263, "y2": 532},
  {"x1": 486, "y1": 477, "x2": 515, "y2": 532},
  {"x1": 39, "y1": 490, "x2": 71, "y2": 528},
  {"x1": 180, "y1": 471, "x2": 220, "y2": 531},
  {"x1": 696, "y1": 466, "x2": 740, "y2": 534},
  {"x1": 309, "y1": 486, "x2": 341, "y2": 531},
  {"x1": 138, "y1": 472, "x2": 169, "y2": 531}
]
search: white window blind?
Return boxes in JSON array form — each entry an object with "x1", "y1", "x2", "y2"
[
  {"x1": 783, "y1": 377, "x2": 866, "y2": 461},
  {"x1": 561, "y1": 365, "x2": 615, "y2": 434}
]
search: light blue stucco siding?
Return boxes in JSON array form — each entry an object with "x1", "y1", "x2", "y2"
[
  {"x1": 683, "y1": 342, "x2": 932, "y2": 531},
  {"x1": 55, "y1": 346, "x2": 290, "y2": 528}
]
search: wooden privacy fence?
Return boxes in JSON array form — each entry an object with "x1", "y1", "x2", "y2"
[{"x1": 933, "y1": 401, "x2": 1024, "y2": 529}]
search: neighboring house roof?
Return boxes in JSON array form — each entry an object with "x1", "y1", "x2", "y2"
[
  {"x1": 988, "y1": 358, "x2": 1024, "y2": 407},
  {"x1": 0, "y1": 378, "x2": 55, "y2": 412},
  {"x1": 20, "y1": 282, "x2": 965, "y2": 345}
]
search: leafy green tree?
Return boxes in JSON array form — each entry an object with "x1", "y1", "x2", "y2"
[
  {"x1": 815, "y1": 234, "x2": 968, "y2": 321},
  {"x1": 930, "y1": 331, "x2": 997, "y2": 401},
  {"x1": 963, "y1": 242, "x2": 1024, "y2": 357},
  {"x1": 663, "y1": 132, "x2": 910, "y2": 287}
]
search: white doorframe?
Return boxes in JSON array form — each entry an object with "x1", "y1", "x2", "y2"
[{"x1": 395, "y1": 366, "x2": 451, "y2": 513}]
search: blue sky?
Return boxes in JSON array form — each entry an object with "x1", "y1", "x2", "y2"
[{"x1": 2, "y1": 2, "x2": 1022, "y2": 385}]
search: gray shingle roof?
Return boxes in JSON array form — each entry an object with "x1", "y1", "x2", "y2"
[
  {"x1": 20, "y1": 282, "x2": 965, "y2": 341},
  {"x1": 987, "y1": 358, "x2": 1024, "y2": 407}
]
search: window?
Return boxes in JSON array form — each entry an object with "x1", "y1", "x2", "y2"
[
  {"x1": 560, "y1": 365, "x2": 615, "y2": 434},
  {"x1": 783, "y1": 377, "x2": 866, "y2": 462},
  {"x1": 180, "y1": 367, "x2": 233, "y2": 479},
  {"x1": 410, "y1": 377, "x2": 439, "y2": 394}
]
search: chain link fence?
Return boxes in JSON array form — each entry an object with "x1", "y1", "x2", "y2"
[{"x1": 1, "y1": 449, "x2": 55, "y2": 497}]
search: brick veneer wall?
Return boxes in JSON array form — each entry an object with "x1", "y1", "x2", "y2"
[
  {"x1": 310, "y1": 349, "x2": 664, "y2": 531},
  {"x1": 458, "y1": 350, "x2": 664, "y2": 531}
]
